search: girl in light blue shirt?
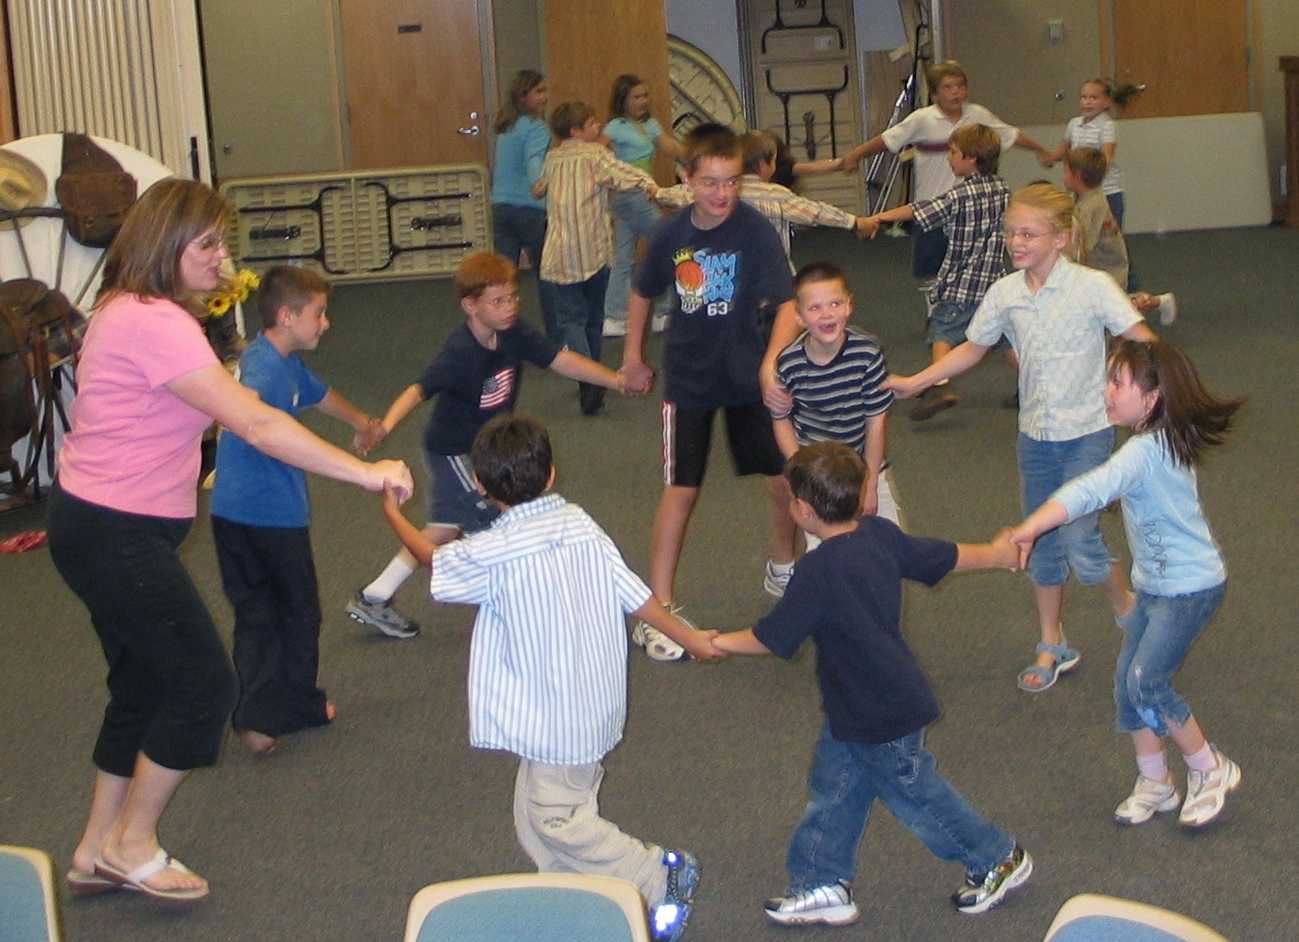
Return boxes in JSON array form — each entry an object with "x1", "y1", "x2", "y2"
[
  {"x1": 601, "y1": 73, "x2": 682, "y2": 336},
  {"x1": 491, "y1": 70, "x2": 556, "y2": 337},
  {"x1": 1011, "y1": 339, "x2": 1245, "y2": 831}
]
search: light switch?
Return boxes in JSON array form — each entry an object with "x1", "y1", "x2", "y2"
[{"x1": 1048, "y1": 18, "x2": 1064, "y2": 43}]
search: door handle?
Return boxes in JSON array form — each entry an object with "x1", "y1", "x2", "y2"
[{"x1": 457, "y1": 126, "x2": 481, "y2": 136}]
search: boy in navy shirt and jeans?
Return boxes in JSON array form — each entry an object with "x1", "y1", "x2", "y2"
[
  {"x1": 714, "y1": 442, "x2": 1032, "y2": 925},
  {"x1": 346, "y1": 252, "x2": 625, "y2": 638}
]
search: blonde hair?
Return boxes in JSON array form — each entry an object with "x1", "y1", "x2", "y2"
[
  {"x1": 96, "y1": 178, "x2": 229, "y2": 309},
  {"x1": 1009, "y1": 182, "x2": 1075, "y2": 234}
]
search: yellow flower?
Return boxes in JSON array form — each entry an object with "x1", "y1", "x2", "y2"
[{"x1": 208, "y1": 295, "x2": 232, "y2": 316}]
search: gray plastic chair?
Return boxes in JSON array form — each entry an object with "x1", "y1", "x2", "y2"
[{"x1": 0, "y1": 845, "x2": 61, "y2": 942}]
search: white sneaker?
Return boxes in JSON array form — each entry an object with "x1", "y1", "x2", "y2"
[
  {"x1": 602, "y1": 317, "x2": 627, "y2": 338},
  {"x1": 1114, "y1": 774, "x2": 1180, "y2": 825},
  {"x1": 1179, "y1": 747, "x2": 1241, "y2": 828},
  {"x1": 651, "y1": 312, "x2": 670, "y2": 333},
  {"x1": 631, "y1": 605, "x2": 690, "y2": 662},
  {"x1": 1157, "y1": 293, "x2": 1178, "y2": 325},
  {"x1": 764, "y1": 881, "x2": 859, "y2": 926},
  {"x1": 763, "y1": 559, "x2": 793, "y2": 598}
]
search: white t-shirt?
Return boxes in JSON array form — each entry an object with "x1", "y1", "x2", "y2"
[
  {"x1": 881, "y1": 103, "x2": 1019, "y2": 201},
  {"x1": 1065, "y1": 112, "x2": 1122, "y2": 195}
]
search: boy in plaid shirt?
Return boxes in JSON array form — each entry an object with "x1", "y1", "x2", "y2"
[{"x1": 864, "y1": 124, "x2": 1009, "y2": 421}]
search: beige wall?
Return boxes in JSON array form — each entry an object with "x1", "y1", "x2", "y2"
[
  {"x1": 947, "y1": 0, "x2": 1101, "y2": 128},
  {"x1": 1255, "y1": 0, "x2": 1299, "y2": 201},
  {"x1": 947, "y1": 1, "x2": 1296, "y2": 204}
]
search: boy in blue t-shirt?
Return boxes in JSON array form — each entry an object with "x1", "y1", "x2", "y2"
[
  {"x1": 714, "y1": 443, "x2": 1032, "y2": 926},
  {"x1": 212, "y1": 265, "x2": 386, "y2": 755}
]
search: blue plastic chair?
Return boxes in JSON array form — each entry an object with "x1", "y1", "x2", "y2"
[
  {"x1": 403, "y1": 873, "x2": 650, "y2": 942},
  {"x1": 0, "y1": 845, "x2": 61, "y2": 942},
  {"x1": 1044, "y1": 893, "x2": 1229, "y2": 941}
]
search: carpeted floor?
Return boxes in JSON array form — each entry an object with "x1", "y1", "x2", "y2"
[{"x1": 1, "y1": 222, "x2": 1296, "y2": 941}]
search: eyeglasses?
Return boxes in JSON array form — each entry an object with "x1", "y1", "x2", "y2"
[
  {"x1": 693, "y1": 176, "x2": 740, "y2": 193},
  {"x1": 1005, "y1": 227, "x2": 1054, "y2": 242},
  {"x1": 484, "y1": 292, "x2": 519, "y2": 309}
]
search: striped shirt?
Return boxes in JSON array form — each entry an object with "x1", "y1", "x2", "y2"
[
  {"x1": 773, "y1": 327, "x2": 893, "y2": 454},
  {"x1": 430, "y1": 493, "x2": 653, "y2": 765},
  {"x1": 539, "y1": 141, "x2": 655, "y2": 284},
  {"x1": 966, "y1": 258, "x2": 1142, "y2": 442},
  {"x1": 655, "y1": 174, "x2": 855, "y2": 269},
  {"x1": 912, "y1": 172, "x2": 1009, "y2": 307},
  {"x1": 1066, "y1": 112, "x2": 1122, "y2": 195}
]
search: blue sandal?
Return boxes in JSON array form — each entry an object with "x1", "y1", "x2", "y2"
[{"x1": 1017, "y1": 640, "x2": 1081, "y2": 693}]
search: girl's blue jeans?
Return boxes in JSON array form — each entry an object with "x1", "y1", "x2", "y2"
[
  {"x1": 1114, "y1": 582, "x2": 1225, "y2": 735},
  {"x1": 1018, "y1": 427, "x2": 1116, "y2": 587},
  {"x1": 785, "y1": 723, "x2": 1012, "y2": 892},
  {"x1": 604, "y1": 190, "x2": 667, "y2": 323}
]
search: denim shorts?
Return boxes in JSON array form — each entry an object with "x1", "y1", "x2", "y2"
[
  {"x1": 423, "y1": 450, "x2": 500, "y2": 534},
  {"x1": 1017, "y1": 428, "x2": 1115, "y2": 586},
  {"x1": 1114, "y1": 582, "x2": 1225, "y2": 735},
  {"x1": 926, "y1": 299, "x2": 977, "y2": 346}
]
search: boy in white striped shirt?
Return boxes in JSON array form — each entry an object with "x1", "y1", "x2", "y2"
[{"x1": 381, "y1": 414, "x2": 720, "y2": 941}]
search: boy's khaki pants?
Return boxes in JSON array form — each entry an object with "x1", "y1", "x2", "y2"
[{"x1": 513, "y1": 757, "x2": 668, "y2": 906}]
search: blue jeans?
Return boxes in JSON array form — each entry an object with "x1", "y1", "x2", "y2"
[
  {"x1": 492, "y1": 203, "x2": 557, "y2": 338},
  {"x1": 1018, "y1": 428, "x2": 1116, "y2": 587},
  {"x1": 785, "y1": 724, "x2": 1012, "y2": 892},
  {"x1": 1114, "y1": 583, "x2": 1225, "y2": 735},
  {"x1": 926, "y1": 300, "x2": 977, "y2": 346},
  {"x1": 547, "y1": 267, "x2": 608, "y2": 362},
  {"x1": 604, "y1": 190, "x2": 666, "y2": 323}
]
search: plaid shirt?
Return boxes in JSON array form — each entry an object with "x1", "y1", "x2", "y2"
[
  {"x1": 539, "y1": 141, "x2": 655, "y2": 284},
  {"x1": 655, "y1": 174, "x2": 855, "y2": 268},
  {"x1": 911, "y1": 173, "x2": 1010, "y2": 307}
]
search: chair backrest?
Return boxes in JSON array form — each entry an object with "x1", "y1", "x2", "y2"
[
  {"x1": 1044, "y1": 893, "x2": 1230, "y2": 942},
  {"x1": 0, "y1": 845, "x2": 61, "y2": 942},
  {"x1": 403, "y1": 873, "x2": 650, "y2": 942}
]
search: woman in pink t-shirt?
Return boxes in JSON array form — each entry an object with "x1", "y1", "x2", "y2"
[{"x1": 46, "y1": 179, "x2": 413, "y2": 905}]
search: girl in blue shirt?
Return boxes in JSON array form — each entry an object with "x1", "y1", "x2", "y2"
[
  {"x1": 490, "y1": 70, "x2": 556, "y2": 337},
  {"x1": 1011, "y1": 339, "x2": 1244, "y2": 830},
  {"x1": 601, "y1": 73, "x2": 682, "y2": 337}
]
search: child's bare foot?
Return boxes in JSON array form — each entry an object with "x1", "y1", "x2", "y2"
[
  {"x1": 236, "y1": 728, "x2": 279, "y2": 755},
  {"x1": 325, "y1": 701, "x2": 337, "y2": 722}
]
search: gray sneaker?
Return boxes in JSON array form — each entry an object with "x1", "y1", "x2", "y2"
[
  {"x1": 1115, "y1": 774, "x2": 1180, "y2": 826},
  {"x1": 345, "y1": 590, "x2": 420, "y2": 639},
  {"x1": 764, "y1": 881, "x2": 859, "y2": 926},
  {"x1": 952, "y1": 844, "x2": 1032, "y2": 914}
]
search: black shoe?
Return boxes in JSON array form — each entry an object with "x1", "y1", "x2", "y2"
[
  {"x1": 579, "y1": 383, "x2": 605, "y2": 416},
  {"x1": 910, "y1": 390, "x2": 959, "y2": 421}
]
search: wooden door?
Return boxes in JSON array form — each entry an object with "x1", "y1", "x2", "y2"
[
  {"x1": 1109, "y1": 0, "x2": 1249, "y2": 118},
  {"x1": 200, "y1": 0, "x2": 345, "y2": 179},
  {"x1": 542, "y1": 0, "x2": 673, "y2": 183},
  {"x1": 339, "y1": 0, "x2": 488, "y2": 170}
]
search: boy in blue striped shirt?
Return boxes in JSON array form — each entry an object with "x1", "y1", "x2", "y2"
[
  {"x1": 772, "y1": 262, "x2": 900, "y2": 552},
  {"x1": 382, "y1": 414, "x2": 720, "y2": 941}
]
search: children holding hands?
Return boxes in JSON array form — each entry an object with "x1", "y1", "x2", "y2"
[
  {"x1": 862, "y1": 123, "x2": 1010, "y2": 421},
  {"x1": 888, "y1": 183, "x2": 1156, "y2": 693},
  {"x1": 538, "y1": 100, "x2": 659, "y2": 415},
  {"x1": 381, "y1": 413, "x2": 719, "y2": 942},
  {"x1": 211, "y1": 266, "x2": 386, "y2": 755},
  {"x1": 345, "y1": 252, "x2": 627, "y2": 639},
  {"x1": 1009, "y1": 339, "x2": 1243, "y2": 829},
  {"x1": 713, "y1": 443, "x2": 1030, "y2": 925}
]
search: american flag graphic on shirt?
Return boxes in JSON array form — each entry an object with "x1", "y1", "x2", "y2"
[{"x1": 479, "y1": 367, "x2": 515, "y2": 409}]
